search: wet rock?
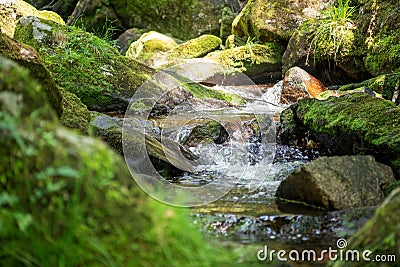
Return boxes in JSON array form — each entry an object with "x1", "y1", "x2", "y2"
[
  {"x1": 0, "y1": 55, "x2": 223, "y2": 266},
  {"x1": 14, "y1": 16, "x2": 153, "y2": 112},
  {"x1": 282, "y1": 93, "x2": 400, "y2": 178},
  {"x1": 276, "y1": 156, "x2": 395, "y2": 210},
  {"x1": 331, "y1": 188, "x2": 400, "y2": 267},
  {"x1": 116, "y1": 28, "x2": 147, "y2": 55},
  {"x1": 280, "y1": 66, "x2": 326, "y2": 104},
  {"x1": 126, "y1": 31, "x2": 178, "y2": 66},
  {"x1": 232, "y1": 0, "x2": 333, "y2": 42},
  {"x1": 206, "y1": 43, "x2": 284, "y2": 83},
  {"x1": 90, "y1": 114, "x2": 199, "y2": 176},
  {"x1": 0, "y1": 0, "x2": 64, "y2": 37}
]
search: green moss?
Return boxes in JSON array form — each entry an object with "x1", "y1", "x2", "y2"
[
  {"x1": 109, "y1": 0, "x2": 207, "y2": 40},
  {"x1": 331, "y1": 188, "x2": 400, "y2": 267},
  {"x1": 60, "y1": 88, "x2": 91, "y2": 134},
  {"x1": 206, "y1": 43, "x2": 284, "y2": 77},
  {"x1": 126, "y1": 31, "x2": 177, "y2": 64},
  {"x1": 14, "y1": 16, "x2": 153, "y2": 112},
  {"x1": 167, "y1": 34, "x2": 222, "y2": 59},
  {"x1": 183, "y1": 82, "x2": 245, "y2": 105},
  {"x1": 296, "y1": 93, "x2": 400, "y2": 177},
  {"x1": 0, "y1": 32, "x2": 63, "y2": 117},
  {"x1": 339, "y1": 72, "x2": 400, "y2": 101},
  {"x1": 0, "y1": 55, "x2": 244, "y2": 267}
]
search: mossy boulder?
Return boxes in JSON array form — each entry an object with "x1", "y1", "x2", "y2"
[
  {"x1": 130, "y1": 34, "x2": 223, "y2": 70},
  {"x1": 14, "y1": 16, "x2": 154, "y2": 112},
  {"x1": 0, "y1": 31, "x2": 91, "y2": 132},
  {"x1": 283, "y1": 0, "x2": 400, "y2": 84},
  {"x1": 339, "y1": 72, "x2": 400, "y2": 104},
  {"x1": 276, "y1": 155, "x2": 395, "y2": 210},
  {"x1": 280, "y1": 93, "x2": 400, "y2": 178},
  {"x1": 331, "y1": 188, "x2": 400, "y2": 267},
  {"x1": 167, "y1": 34, "x2": 222, "y2": 60},
  {"x1": 126, "y1": 31, "x2": 178, "y2": 66},
  {"x1": 0, "y1": 31, "x2": 62, "y2": 116},
  {"x1": 0, "y1": 55, "x2": 235, "y2": 266},
  {"x1": 232, "y1": 0, "x2": 333, "y2": 42},
  {"x1": 116, "y1": 28, "x2": 147, "y2": 55},
  {"x1": 352, "y1": 0, "x2": 400, "y2": 76},
  {"x1": 0, "y1": 0, "x2": 64, "y2": 37},
  {"x1": 206, "y1": 43, "x2": 285, "y2": 83}
]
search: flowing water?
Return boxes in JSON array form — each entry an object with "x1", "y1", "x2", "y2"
[{"x1": 147, "y1": 81, "x2": 374, "y2": 266}]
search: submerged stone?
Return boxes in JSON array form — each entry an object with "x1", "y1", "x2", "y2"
[{"x1": 276, "y1": 155, "x2": 395, "y2": 210}]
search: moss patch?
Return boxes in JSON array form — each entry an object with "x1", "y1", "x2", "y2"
[
  {"x1": 14, "y1": 16, "x2": 153, "y2": 112},
  {"x1": 206, "y1": 43, "x2": 284, "y2": 82},
  {"x1": 0, "y1": 32, "x2": 62, "y2": 117},
  {"x1": 167, "y1": 34, "x2": 222, "y2": 59},
  {"x1": 295, "y1": 93, "x2": 400, "y2": 177},
  {"x1": 0, "y1": 55, "x2": 241, "y2": 267}
]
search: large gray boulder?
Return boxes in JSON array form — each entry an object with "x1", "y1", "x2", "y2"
[{"x1": 276, "y1": 156, "x2": 395, "y2": 210}]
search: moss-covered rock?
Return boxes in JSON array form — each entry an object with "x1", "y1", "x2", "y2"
[
  {"x1": 331, "y1": 188, "x2": 400, "y2": 267},
  {"x1": 0, "y1": 0, "x2": 64, "y2": 37},
  {"x1": 284, "y1": 93, "x2": 400, "y2": 178},
  {"x1": 0, "y1": 31, "x2": 62, "y2": 117},
  {"x1": 232, "y1": 0, "x2": 333, "y2": 42},
  {"x1": 115, "y1": 28, "x2": 147, "y2": 55},
  {"x1": 352, "y1": 0, "x2": 400, "y2": 75},
  {"x1": 14, "y1": 16, "x2": 154, "y2": 112},
  {"x1": 0, "y1": 55, "x2": 237, "y2": 267},
  {"x1": 0, "y1": 31, "x2": 92, "y2": 133},
  {"x1": 276, "y1": 155, "x2": 395, "y2": 210},
  {"x1": 339, "y1": 72, "x2": 400, "y2": 104},
  {"x1": 126, "y1": 31, "x2": 178, "y2": 66},
  {"x1": 206, "y1": 43, "x2": 285, "y2": 83},
  {"x1": 167, "y1": 34, "x2": 222, "y2": 60}
]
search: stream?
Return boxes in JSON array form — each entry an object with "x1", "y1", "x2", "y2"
[{"x1": 121, "y1": 64, "x2": 375, "y2": 266}]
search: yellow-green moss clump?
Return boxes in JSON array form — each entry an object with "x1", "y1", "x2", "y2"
[
  {"x1": 206, "y1": 43, "x2": 284, "y2": 81},
  {"x1": 126, "y1": 31, "x2": 177, "y2": 65},
  {"x1": 14, "y1": 16, "x2": 153, "y2": 112},
  {"x1": 167, "y1": 34, "x2": 222, "y2": 60},
  {"x1": 0, "y1": 55, "x2": 239, "y2": 267},
  {"x1": 0, "y1": 0, "x2": 64, "y2": 37}
]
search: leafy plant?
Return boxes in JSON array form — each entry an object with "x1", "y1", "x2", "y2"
[{"x1": 309, "y1": 0, "x2": 357, "y2": 61}]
